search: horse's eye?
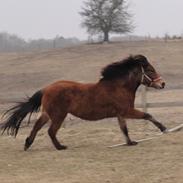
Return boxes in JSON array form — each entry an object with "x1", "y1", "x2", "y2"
[
  {"x1": 147, "y1": 69, "x2": 154, "y2": 74},
  {"x1": 148, "y1": 70, "x2": 154, "y2": 74}
]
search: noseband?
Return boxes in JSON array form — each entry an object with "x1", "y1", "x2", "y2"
[{"x1": 141, "y1": 67, "x2": 162, "y2": 86}]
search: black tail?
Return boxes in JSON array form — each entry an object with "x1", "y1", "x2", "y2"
[{"x1": 1, "y1": 90, "x2": 43, "y2": 137}]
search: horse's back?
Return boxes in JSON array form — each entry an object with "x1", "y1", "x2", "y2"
[
  {"x1": 43, "y1": 80, "x2": 95, "y2": 95},
  {"x1": 42, "y1": 80, "x2": 95, "y2": 111}
]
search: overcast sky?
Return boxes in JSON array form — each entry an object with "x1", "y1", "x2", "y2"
[{"x1": 0, "y1": 0, "x2": 182, "y2": 40}]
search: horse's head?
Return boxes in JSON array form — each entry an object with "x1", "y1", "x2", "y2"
[
  {"x1": 134, "y1": 55, "x2": 165, "y2": 89},
  {"x1": 101, "y1": 54, "x2": 165, "y2": 90}
]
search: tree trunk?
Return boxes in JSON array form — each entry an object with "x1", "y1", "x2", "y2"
[{"x1": 103, "y1": 31, "x2": 109, "y2": 42}]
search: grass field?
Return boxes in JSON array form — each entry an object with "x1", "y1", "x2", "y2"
[{"x1": 0, "y1": 40, "x2": 183, "y2": 183}]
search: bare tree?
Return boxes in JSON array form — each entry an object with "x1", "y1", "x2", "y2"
[{"x1": 80, "y1": 0, "x2": 133, "y2": 42}]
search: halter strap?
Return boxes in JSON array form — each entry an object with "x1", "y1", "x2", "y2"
[{"x1": 141, "y1": 67, "x2": 162, "y2": 86}]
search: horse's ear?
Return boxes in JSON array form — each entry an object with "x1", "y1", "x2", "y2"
[{"x1": 133, "y1": 55, "x2": 149, "y2": 67}]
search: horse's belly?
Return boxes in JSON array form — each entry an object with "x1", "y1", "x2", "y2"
[{"x1": 69, "y1": 104, "x2": 117, "y2": 121}]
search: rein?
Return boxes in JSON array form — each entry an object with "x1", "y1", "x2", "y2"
[{"x1": 141, "y1": 67, "x2": 162, "y2": 86}]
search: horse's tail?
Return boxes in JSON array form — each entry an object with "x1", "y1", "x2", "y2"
[{"x1": 1, "y1": 90, "x2": 43, "y2": 137}]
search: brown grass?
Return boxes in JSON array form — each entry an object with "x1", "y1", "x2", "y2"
[{"x1": 0, "y1": 40, "x2": 183, "y2": 183}]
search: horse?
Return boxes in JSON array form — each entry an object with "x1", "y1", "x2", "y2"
[{"x1": 1, "y1": 54, "x2": 167, "y2": 151}]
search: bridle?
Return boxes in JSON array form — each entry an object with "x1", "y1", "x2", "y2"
[{"x1": 141, "y1": 66, "x2": 162, "y2": 86}]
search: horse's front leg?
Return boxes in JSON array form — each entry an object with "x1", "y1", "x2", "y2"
[
  {"x1": 126, "y1": 109, "x2": 167, "y2": 132},
  {"x1": 117, "y1": 116, "x2": 138, "y2": 145}
]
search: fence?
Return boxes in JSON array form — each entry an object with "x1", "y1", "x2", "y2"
[{"x1": 138, "y1": 86, "x2": 183, "y2": 112}]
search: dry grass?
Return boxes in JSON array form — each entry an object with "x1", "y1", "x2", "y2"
[{"x1": 0, "y1": 40, "x2": 183, "y2": 183}]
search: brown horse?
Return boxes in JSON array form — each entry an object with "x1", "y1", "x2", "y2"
[{"x1": 1, "y1": 55, "x2": 167, "y2": 151}]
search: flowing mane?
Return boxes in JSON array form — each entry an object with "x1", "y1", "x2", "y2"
[{"x1": 101, "y1": 55, "x2": 148, "y2": 80}]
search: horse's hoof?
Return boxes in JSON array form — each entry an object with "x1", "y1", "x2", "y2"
[
  {"x1": 127, "y1": 141, "x2": 138, "y2": 146},
  {"x1": 56, "y1": 145, "x2": 68, "y2": 150},
  {"x1": 24, "y1": 137, "x2": 32, "y2": 151},
  {"x1": 160, "y1": 125, "x2": 167, "y2": 133},
  {"x1": 24, "y1": 146, "x2": 29, "y2": 151}
]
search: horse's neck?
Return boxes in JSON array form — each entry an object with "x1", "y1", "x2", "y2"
[
  {"x1": 121, "y1": 74, "x2": 141, "y2": 93},
  {"x1": 99, "y1": 76, "x2": 140, "y2": 94}
]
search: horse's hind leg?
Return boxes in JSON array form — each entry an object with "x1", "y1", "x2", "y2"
[
  {"x1": 48, "y1": 113, "x2": 67, "y2": 150},
  {"x1": 24, "y1": 112, "x2": 49, "y2": 151}
]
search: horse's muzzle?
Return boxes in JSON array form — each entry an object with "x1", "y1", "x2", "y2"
[{"x1": 153, "y1": 79, "x2": 165, "y2": 89}]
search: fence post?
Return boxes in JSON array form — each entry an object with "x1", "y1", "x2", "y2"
[{"x1": 141, "y1": 86, "x2": 147, "y2": 112}]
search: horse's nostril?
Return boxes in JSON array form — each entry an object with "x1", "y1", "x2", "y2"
[{"x1": 162, "y1": 82, "x2": 165, "y2": 88}]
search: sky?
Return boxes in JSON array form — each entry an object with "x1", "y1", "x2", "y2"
[{"x1": 0, "y1": 0, "x2": 182, "y2": 40}]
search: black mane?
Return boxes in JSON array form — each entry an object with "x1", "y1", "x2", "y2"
[{"x1": 101, "y1": 55, "x2": 148, "y2": 80}]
